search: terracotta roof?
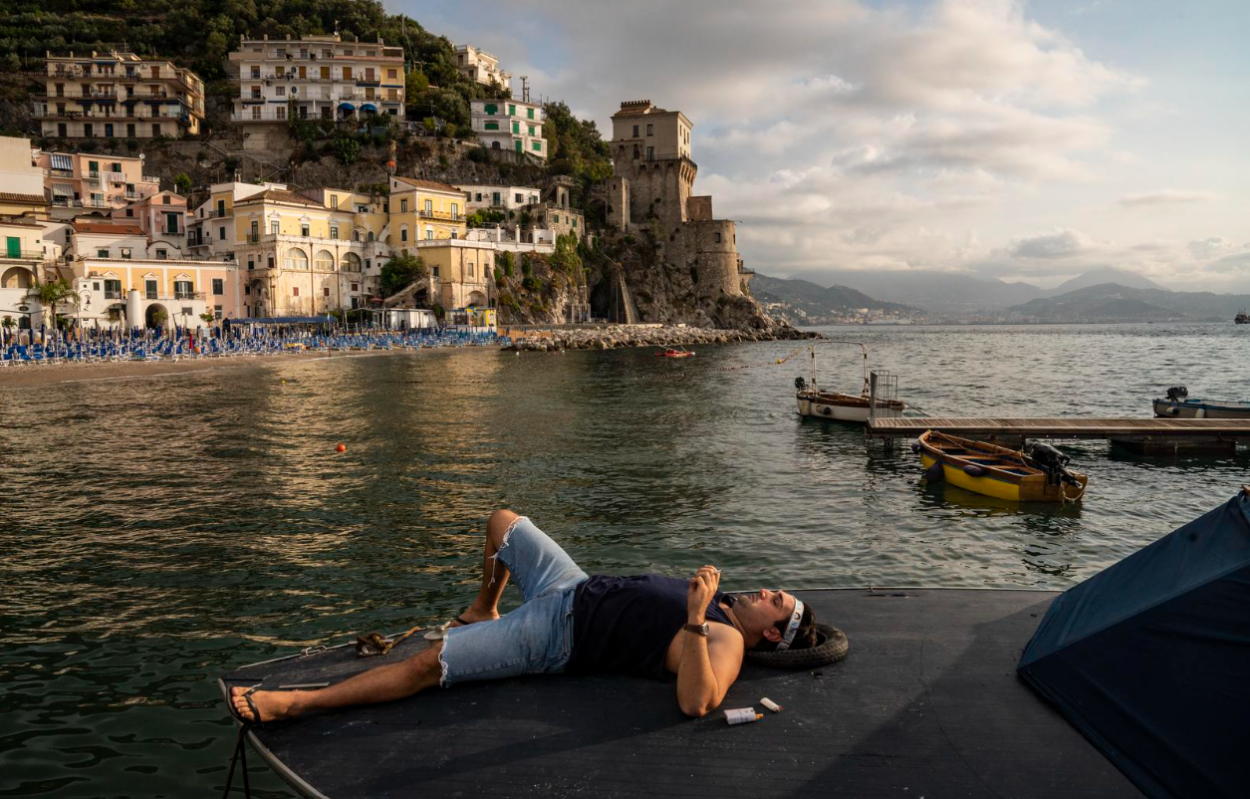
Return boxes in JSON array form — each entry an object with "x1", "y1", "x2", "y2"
[
  {"x1": 0, "y1": 192, "x2": 49, "y2": 206},
  {"x1": 237, "y1": 189, "x2": 323, "y2": 207},
  {"x1": 393, "y1": 176, "x2": 464, "y2": 195},
  {"x1": 72, "y1": 221, "x2": 144, "y2": 235}
]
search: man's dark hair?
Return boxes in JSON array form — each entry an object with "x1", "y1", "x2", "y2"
[{"x1": 752, "y1": 602, "x2": 817, "y2": 652}]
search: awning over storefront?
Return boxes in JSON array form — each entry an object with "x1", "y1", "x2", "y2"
[
  {"x1": 50, "y1": 154, "x2": 72, "y2": 171},
  {"x1": 338, "y1": 103, "x2": 355, "y2": 111},
  {"x1": 361, "y1": 104, "x2": 377, "y2": 113}
]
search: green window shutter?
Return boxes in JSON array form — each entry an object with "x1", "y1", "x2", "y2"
[
  {"x1": 485, "y1": 121, "x2": 498, "y2": 130},
  {"x1": 484, "y1": 103, "x2": 497, "y2": 114},
  {"x1": 515, "y1": 139, "x2": 522, "y2": 153},
  {"x1": 512, "y1": 121, "x2": 519, "y2": 133},
  {"x1": 7, "y1": 237, "x2": 20, "y2": 258},
  {"x1": 527, "y1": 108, "x2": 534, "y2": 119},
  {"x1": 508, "y1": 104, "x2": 516, "y2": 116},
  {"x1": 532, "y1": 141, "x2": 542, "y2": 152},
  {"x1": 528, "y1": 125, "x2": 535, "y2": 135},
  {"x1": 572, "y1": 218, "x2": 577, "y2": 227}
]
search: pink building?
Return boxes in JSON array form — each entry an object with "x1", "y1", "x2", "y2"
[
  {"x1": 37, "y1": 150, "x2": 159, "y2": 220},
  {"x1": 109, "y1": 190, "x2": 188, "y2": 254}
]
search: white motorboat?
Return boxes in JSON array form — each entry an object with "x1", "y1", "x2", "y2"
[{"x1": 795, "y1": 342, "x2": 906, "y2": 423}]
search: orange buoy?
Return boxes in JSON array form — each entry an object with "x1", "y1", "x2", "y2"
[{"x1": 336, "y1": 443, "x2": 347, "y2": 453}]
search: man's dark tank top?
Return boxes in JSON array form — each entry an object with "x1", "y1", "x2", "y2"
[{"x1": 564, "y1": 574, "x2": 736, "y2": 680}]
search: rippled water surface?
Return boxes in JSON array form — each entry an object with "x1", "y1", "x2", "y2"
[{"x1": 2, "y1": 323, "x2": 1248, "y2": 795}]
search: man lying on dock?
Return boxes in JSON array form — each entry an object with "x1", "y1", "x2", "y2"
[{"x1": 230, "y1": 510, "x2": 817, "y2": 723}]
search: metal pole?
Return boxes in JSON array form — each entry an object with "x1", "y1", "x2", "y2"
[{"x1": 869, "y1": 371, "x2": 878, "y2": 428}]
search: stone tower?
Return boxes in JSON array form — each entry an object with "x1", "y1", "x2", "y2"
[{"x1": 606, "y1": 100, "x2": 751, "y2": 298}]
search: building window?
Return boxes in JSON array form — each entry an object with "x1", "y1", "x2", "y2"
[
  {"x1": 251, "y1": 66, "x2": 260, "y2": 78},
  {"x1": 300, "y1": 224, "x2": 310, "y2": 237},
  {"x1": 219, "y1": 226, "x2": 226, "y2": 240},
  {"x1": 145, "y1": 279, "x2": 158, "y2": 299},
  {"x1": 400, "y1": 225, "x2": 408, "y2": 242},
  {"x1": 315, "y1": 250, "x2": 334, "y2": 270},
  {"x1": 715, "y1": 232, "x2": 722, "y2": 243},
  {"x1": 351, "y1": 283, "x2": 359, "y2": 291},
  {"x1": 323, "y1": 287, "x2": 330, "y2": 297},
  {"x1": 104, "y1": 279, "x2": 121, "y2": 299},
  {"x1": 271, "y1": 221, "x2": 279, "y2": 235},
  {"x1": 329, "y1": 225, "x2": 339, "y2": 239},
  {"x1": 484, "y1": 121, "x2": 499, "y2": 131},
  {"x1": 484, "y1": 103, "x2": 497, "y2": 115},
  {"x1": 509, "y1": 104, "x2": 517, "y2": 116},
  {"x1": 97, "y1": 249, "x2": 109, "y2": 258},
  {"x1": 528, "y1": 125, "x2": 535, "y2": 136},
  {"x1": 174, "y1": 280, "x2": 194, "y2": 299},
  {"x1": 217, "y1": 200, "x2": 225, "y2": 217},
  {"x1": 330, "y1": 195, "x2": 338, "y2": 209},
  {"x1": 155, "y1": 249, "x2": 167, "y2": 260},
  {"x1": 632, "y1": 124, "x2": 639, "y2": 137},
  {"x1": 532, "y1": 141, "x2": 542, "y2": 152},
  {"x1": 276, "y1": 86, "x2": 285, "y2": 96},
  {"x1": 527, "y1": 107, "x2": 535, "y2": 120},
  {"x1": 424, "y1": 199, "x2": 432, "y2": 213},
  {"x1": 432, "y1": 266, "x2": 439, "y2": 278},
  {"x1": 451, "y1": 203, "x2": 458, "y2": 217},
  {"x1": 293, "y1": 286, "x2": 299, "y2": 297},
  {"x1": 425, "y1": 229, "x2": 434, "y2": 240},
  {"x1": 212, "y1": 278, "x2": 224, "y2": 295},
  {"x1": 214, "y1": 305, "x2": 222, "y2": 320},
  {"x1": 400, "y1": 199, "x2": 408, "y2": 212},
  {"x1": 647, "y1": 124, "x2": 654, "y2": 136}
]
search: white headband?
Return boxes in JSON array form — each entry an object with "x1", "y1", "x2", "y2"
[{"x1": 775, "y1": 598, "x2": 805, "y2": 651}]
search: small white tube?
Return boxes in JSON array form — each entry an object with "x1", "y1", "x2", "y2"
[
  {"x1": 724, "y1": 707, "x2": 763, "y2": 725},
  {"x1": 760, "y1": 697, "x2": 782, "y2": 713}
]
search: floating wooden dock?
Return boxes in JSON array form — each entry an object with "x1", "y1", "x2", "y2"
[
  {"x1": 221, "y1": 589, "x2": 1144, "y2": 798},
  {"x1": 866, "y1": 417, "x2": 1250, "y2": 452}
]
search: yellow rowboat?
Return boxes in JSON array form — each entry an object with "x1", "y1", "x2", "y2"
[{"x1": 916, "y1": 430, "x2": 1088, "y2": 503}]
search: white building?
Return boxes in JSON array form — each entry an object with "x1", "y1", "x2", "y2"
[
  {"x1": 470, "y1": 99, "x2": 546, "y2": 160},
  {"x1": 453, "y1": 45, "x2": 510, "y2": 91},
  {"x1": 229, "y1": 33, "x2": 406, "y2": 151},
  {"x1": 456, "y1": 184, "x2": 541, "y2": 214}
]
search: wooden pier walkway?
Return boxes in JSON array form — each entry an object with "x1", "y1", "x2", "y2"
[{"x1": 866, "y1": 417, "x2": 1250, "y2": 445}]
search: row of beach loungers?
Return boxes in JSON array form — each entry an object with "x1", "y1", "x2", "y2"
[{"x1": 0, "y1": 329, "x2": 507, "y2": 367}]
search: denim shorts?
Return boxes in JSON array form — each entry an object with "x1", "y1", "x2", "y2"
[{"x1": 439, "y1": 516, "x2": 588, "y2": 687}]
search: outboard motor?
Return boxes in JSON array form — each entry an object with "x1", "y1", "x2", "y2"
[
  {"x1": 1166, "y1": 386, "x2": 1188, "y2": 402},
  {"x1": 795, "y1": 376, "x2": 807, "y2": 391},
  {"x1": 1024, "y1": 441, "x2": 1080, "y2": 487}
]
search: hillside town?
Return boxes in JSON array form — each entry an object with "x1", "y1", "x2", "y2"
[{"x1": 2, "y1": 34, "x2": 773, "y2": 354}]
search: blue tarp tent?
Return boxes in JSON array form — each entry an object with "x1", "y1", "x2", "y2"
[{"x1": 1018, "y1": 487, "x2": 1250, "y2": 799}]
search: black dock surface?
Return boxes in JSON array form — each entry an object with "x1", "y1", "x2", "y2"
[{"x1": 220, "y1": 589, "x2": 1144, "y2": 798}]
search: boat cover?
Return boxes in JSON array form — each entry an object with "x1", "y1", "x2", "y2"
[{"x1": 1018, "y1": 488, "x2": 1250, "y2": 799}]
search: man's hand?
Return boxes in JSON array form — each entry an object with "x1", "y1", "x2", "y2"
[{"x1": 687, "y1": 565, "x2": 720, "y2": 624}]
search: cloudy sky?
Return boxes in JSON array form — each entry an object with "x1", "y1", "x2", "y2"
[{"x1": 400, "y1": 0, "x2": 1250, "y2": 291}]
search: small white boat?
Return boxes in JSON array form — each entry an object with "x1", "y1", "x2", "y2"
[
  {"x1": 1153, "y1": 386, "x2": 1250, "y2": 419},
  {"x1": 795, "y1": 342, "x2": 906, "y2": 423}
]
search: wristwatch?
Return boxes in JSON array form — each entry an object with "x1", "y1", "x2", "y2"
[{"x1": 683, "y1": 622, "x2": 709, "y2": 636}]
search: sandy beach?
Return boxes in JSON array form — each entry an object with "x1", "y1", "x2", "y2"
[{"x1": 0, "y1": 349, "x2": 402, "y2": 389}]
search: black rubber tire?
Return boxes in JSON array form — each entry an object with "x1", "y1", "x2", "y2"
[{"x1": 744, "y1": 623, "x2": 849, "y2": 670}]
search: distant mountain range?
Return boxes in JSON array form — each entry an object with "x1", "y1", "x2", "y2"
[
  {"x1": 1040, "y1": 268, "x2": 1165, "y2": 297},
  {"x1": 781, "y1": 268, "x2": 1042, "y2": 313},
  {"x1": 751, "y1": 274, "x2": 913, "y2": 319},
  {"x1": 1009, "y1": 283, "x2": 1250, "y2": 323}
]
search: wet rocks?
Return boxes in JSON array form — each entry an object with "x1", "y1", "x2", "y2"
[{"x1": 502, "y1": 324, "x2": 819, "y2": 352}]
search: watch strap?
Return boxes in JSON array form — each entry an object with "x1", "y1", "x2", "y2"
[{"x1": 683, "y1": 622, "x2": 709, "y2": 636}]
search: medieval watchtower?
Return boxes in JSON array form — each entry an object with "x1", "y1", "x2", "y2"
[{"x1": 605, "y1": 100, "x2": 751, "y2": 299}]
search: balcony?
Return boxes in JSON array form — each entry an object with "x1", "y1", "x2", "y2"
[
  {"x1": 0, "y1": 250, "x2": 44, "y2": 261},
  {"x1": 418, "y1": 209, "x2": 465, "y2": 222},
  {"x1": 173, "y1": 291, "x2": 205, "y2": 300},
  {"x1": 142, "y1": 175, "x2": 160, "y2": 184},
  {"x1": 104, "y1": 290, "x2": 122, "y2": 300}
]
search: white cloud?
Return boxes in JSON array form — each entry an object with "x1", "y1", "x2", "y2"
[
  {"x1": 1119, "y1": 189, "x2": 1220, "y2": 207},
  {"x1": 1188, "y1": 237, "x2": 1235, "y2": 260},
  {"x1": 1009, "y1": 228, "x2": 1093, "y2": 259}
]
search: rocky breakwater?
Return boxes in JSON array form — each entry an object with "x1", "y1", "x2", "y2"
[{"x1": 502, "y1": 324, "x2": 820, "y2": 352}]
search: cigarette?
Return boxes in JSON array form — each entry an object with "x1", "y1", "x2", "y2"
[{"x1": 760, "y1": 697, "x2": 782, "y2": 713}]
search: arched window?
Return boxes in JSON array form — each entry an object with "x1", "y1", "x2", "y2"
[
  {"x1": 315, "y1": 249, "x2": 334, "y2": 271},
  {"x1": 342, "y1": 252, "x2": 362, "y2": 273},
  {"x1": 284, "y1": 247, "x2": 309, "y2": 270},
  {"x1": 367, "y1": 230, "x2": 375, "y2": 242}
]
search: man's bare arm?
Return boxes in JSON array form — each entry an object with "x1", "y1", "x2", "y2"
[{"x1": 675, "y1": 566, "x2": 744, "y2": 717}]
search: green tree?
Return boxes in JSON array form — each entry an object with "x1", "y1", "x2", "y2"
[
  {"x1": 331, "y1": 135, "x2": 361, "y2": 165},
  {"x1": 380, "y1": 253, "x2": 429, "y2": 297},
  {"x1": 173, "y1": 173, "x2": 192, "y2": 193},
  {"x1": 498, "y1": 251, "x2": 514, "y2": 277},
  {"x1": 551, "y1": 233, "x2": 582, "y2": 276},
  {"x1": 26, "y1": 279, "x2": 78, "y2": 329}
]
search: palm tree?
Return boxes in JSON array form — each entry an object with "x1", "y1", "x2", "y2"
[{"x1": 27, "y1": 279, "x2": 79, "y2": 331}]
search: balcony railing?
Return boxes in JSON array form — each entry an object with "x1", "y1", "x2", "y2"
[
  {"x1": 142, "y1": 175, "x2": 160, "y2": 184},
  {"x1": 174, "y1": 291, "x2": 205, "y2": 300},
  {"x1": 104, "y1": 290, "x2": 122, "y2": 300},
  {"x1": 418, "y1": 209, "x2": 465, "y2": 222},
  {"x1": 0, "y1": 250, "x2": 44, "y2": 260}
]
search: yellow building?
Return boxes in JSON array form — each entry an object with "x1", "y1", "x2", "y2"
[
  {"x1": 227, "y1": 187, "x2": 383, "y2": 317},
  {"x1": 1, "y1": 218, "x2": 59, "y2": 330},
  {"x1": 388, "y1": 177, "x2": 467, "y2": 252},
  {"x1": 413, "y1": 241, "x2": 495, "y2": 310}
]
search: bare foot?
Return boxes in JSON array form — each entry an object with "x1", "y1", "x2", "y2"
[
  {"x1": 448, "y1": 607, "x2": 501, "y2": 628},
  {"x1": 231, "y1": 685, "x2": 300, "y2": 724}
]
